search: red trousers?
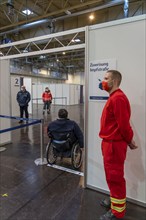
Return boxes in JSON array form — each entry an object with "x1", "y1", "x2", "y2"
[{"x1": 101, "y1": 140, "x2": 128, "y2": 218}]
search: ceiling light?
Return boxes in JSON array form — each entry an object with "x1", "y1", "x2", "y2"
[
  {"x1": 65, "y1": 10, "x2": 71, "y2": 15},
  {"x1": 39, "y1": 55, "x2": 46, "y2": 59},
  {"x1": 72, "y1": 38, "x2": 81, "y2": 42},
  {"x1": 89, "y1": 14, "x2": 94, "y2": 20},
  {"x1": 22, "y1": 9, "x2": 33, "y2": 15},
  {"x1": 66, "y1": 65, "x2": 74, "y2": 68},
  {"x1": 23, "y1": 49, "x2": 28, "y2": 53}
]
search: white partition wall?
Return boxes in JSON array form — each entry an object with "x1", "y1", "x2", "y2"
[
  {"x1": 74, "y1": 85, "x2": 80, "y2": 104},
  {"x1": 55, "y1": 84, "x2": 63, "y2": 105},
  {"x1": 0, "y1": 60, "x2": 11, "y2": 145},
  {"x1": 11, "y1": 75, "x2": 20, "y2": 116},
  {"x1": 49, "y1": 84, "x2": 56, "y2": 101},
  {"x1": 37, "y1": 85, "x2": 43, "y2": 104},
  {"x1": 32, "y1": 83, "x2": 81, "y2": 105},
  {"x1": 23, "y1": 78, "x2": 32, "y2": 114},
  {"x1": 32, "y1": 84, "x2": 38, "y2": 104},
  {"x1": 69, "y1": 85, "x2": 75, "y2": 105},
  {"x1": 86, "y1": 15, "x2": 146, "y2": 206},
  {"x1": 62, "y1": 84, "x2": 70, "y2": 105}
]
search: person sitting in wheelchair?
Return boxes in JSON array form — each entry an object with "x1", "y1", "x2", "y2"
[{"x1": 47, "y1": 108, "x2": 84, "y2": 156}]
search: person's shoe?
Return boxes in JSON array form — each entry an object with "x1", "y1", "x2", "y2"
[
  {"x1": 43, "y1": 111, "x2": 45, "y2": 115},
  {"x1": 47, "y1": 111, "x2": 50, "y2": 114},
  {"x1": 18, "y1": 120, "x2": 23, "y2": 123},
  {"x1": 100, "y1": 198, "x2": 111, "y2": 209},
  {"x1": 99, "y1": 210, "x2": 123, "y2": 220}
]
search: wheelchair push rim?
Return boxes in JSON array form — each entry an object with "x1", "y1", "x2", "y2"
[
  {"x1": 71, "y1": 143, "x2": 82, "y2": 170},
  {"x1": 46, "y1": 142, "x2": 57, "y2": 165}
]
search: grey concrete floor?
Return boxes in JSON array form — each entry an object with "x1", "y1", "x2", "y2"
[{"x1": 0, "y1": 104, "x2": 145, "y2": 220}]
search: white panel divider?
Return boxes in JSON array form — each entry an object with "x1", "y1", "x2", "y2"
[
  {"x1": 0, "y1": 60, "x2": 11, "y2": 145},
  {"x1": 86, "y1": 15, "x2": 146, "y2": 206}
]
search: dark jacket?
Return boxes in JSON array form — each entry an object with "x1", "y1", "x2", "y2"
[
  {"x1": 47, "y1": 118, "x2": 84, "y2": 148},
  {"x1": 17, "y1": 90, "x2": 31, "y2": 107}
]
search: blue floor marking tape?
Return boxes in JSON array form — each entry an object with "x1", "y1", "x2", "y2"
[{"x1": 47, "y1": 164, "x2": 84, "y2": 176}]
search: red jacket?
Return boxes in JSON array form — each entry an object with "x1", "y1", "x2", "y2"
[
  {"x1": 99, "y1": 89, "x2": 133, "y2": 144},
  {"x1": 42, "y1": 91, "x2": 52, "y2": 102}
]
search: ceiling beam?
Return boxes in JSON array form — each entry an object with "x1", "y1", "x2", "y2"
[
  {"x1": 0, "y1": 0, "x2": 102, "y2": 31},
  {"x1": 45, "y1": 0, "x2": 54, "y2": 14}
]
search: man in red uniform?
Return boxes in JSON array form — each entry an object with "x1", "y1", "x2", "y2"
[
  {"x1": 42, "y1": 87, "x2": 52, "y2": 115},
  {"x1": 99, "y1": 70, "x2": 138, "y2": 220}
]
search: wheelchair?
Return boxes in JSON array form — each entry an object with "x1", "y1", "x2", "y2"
[{"x1": 46, "y1": 131, "x2": 83, "y2": 170}]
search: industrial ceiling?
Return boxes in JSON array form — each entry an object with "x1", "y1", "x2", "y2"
[{"x1": 0, "y1": 0, "x2": 145, "y2": 77}]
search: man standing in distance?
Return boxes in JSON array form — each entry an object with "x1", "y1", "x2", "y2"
[
  {"x1": 16, "y1": 85, "x2": 31, "y2": 123},
  {"x1": 99, "y1": 70, "x2": 138, "y2": 220},
  {"x1": 42, "y1": 87, "x2": 53, "y2": 115}
]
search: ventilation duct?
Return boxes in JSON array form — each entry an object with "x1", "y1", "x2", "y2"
[
  {"x1": 0, "y1": 19, "x2": 51, "y2": 36},
  {"x1": 0, "y1": 0, "x2": 125, "y2": 36},
  {"x1": 6, "y1": 0, "x2": 14, "y2": 7}
]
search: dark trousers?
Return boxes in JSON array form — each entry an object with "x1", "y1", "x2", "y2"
[
  {"x1": 43, "y1": 101, "x2": 51, "y2": 110},
  {"x1": 20, "y1": 106, "x2": 29, "y2": 118}
]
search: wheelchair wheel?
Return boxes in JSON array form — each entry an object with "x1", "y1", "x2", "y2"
[
  {"x1": 46, "y1": 141, "x2": 57, "y2": 165},
  {"x1": 71, "y1": 142, "x2": 82, "y2": 170}
]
